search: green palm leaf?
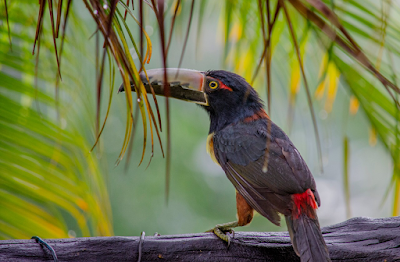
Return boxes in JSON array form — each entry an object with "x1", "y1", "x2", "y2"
[{"x1": 0, "y1": 0, "x2": 112, "y2": 239}]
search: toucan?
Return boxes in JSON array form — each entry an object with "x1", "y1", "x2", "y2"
[{"x1": 119, "y1": 68, "x2": 331, "y2": 262}]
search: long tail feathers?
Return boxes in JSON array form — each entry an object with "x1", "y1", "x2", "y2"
[{"x1": 286, "y1": 213, "x2": 331, "y2": 262}]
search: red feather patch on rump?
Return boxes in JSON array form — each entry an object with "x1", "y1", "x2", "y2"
[{"x1": 292, "y1": 189, "x2": 318, "y2": 219}]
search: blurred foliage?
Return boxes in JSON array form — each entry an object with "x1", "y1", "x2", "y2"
[
  {"x1": 1, "y1": 0, "x2": 400, "y2": 240},
  {"x1": 0, "y1": 0, "x2": 112, "y2": 239}
]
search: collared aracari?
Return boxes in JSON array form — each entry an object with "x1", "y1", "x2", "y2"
[{"x1": 120, "y1": 68, "x2": 331, "y2": 262}]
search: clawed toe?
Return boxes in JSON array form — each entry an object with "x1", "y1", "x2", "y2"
[
  {"x1": 213, "y1": 227, "x2": 234, "y2": 246},
  {"x1": 207, "y1": 221, "x2": 239, "y2": 247}
]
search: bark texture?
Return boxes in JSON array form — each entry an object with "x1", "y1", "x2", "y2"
[{"x1": 1, "y1": 217, "x2": 399, "y2": 261}]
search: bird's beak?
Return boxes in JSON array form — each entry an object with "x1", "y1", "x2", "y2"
[{"x1": 119, "y1": 68, "x2": 208, "y2": 106}]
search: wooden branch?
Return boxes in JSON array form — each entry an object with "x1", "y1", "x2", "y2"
[{"x1": 1, "y1": 217, "x2": 399, "y2": 261}]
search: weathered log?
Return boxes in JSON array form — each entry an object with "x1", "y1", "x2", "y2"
[{"x1": 1, "y1": 217, "x2": 399, "y2": 261}]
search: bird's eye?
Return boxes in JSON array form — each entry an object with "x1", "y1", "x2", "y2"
[{"x1": 209, "y1": 81, "x2": 218, "y2": 89}]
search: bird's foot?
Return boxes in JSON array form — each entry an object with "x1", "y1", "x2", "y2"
[{"x1": 206, "y1": 221, "x2": 239, "y2": 246}]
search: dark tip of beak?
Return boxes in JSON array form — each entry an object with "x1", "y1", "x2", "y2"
[
  {"x1": 118, "y1": 81, "x2": 134, "y2": 93},
  {"x1": 118, "y1": 84, "x2": 124, "y2": 93}
]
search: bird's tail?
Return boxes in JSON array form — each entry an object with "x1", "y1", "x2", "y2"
[{"x1": 285, "y1": 189, "x2": 331, "y2": 262}]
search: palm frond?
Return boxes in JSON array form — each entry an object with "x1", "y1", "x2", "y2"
[{"x1": 0, "y1": 0, "x2": 112, "y2": 239}]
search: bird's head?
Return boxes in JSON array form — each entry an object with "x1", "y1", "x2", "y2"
[{"x1": 119, "y1": 68, "x2": 264, "y2": 133}]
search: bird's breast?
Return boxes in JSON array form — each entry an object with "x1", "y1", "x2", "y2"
[{"x1": 206, "y1": 133, "x2": 219, "y2": 165}]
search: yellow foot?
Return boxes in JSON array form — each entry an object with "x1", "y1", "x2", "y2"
[{"x1": 206, "y1": 221, "x2": 239, "y2": 246}]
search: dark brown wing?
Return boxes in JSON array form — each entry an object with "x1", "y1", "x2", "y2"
[{"x1": 212, "y1": 118, "x2": 319, "y2": 225}]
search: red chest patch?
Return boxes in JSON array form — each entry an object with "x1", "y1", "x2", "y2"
[{"x1": 243, "y1": 109, "x2": 270, "y2": 123}]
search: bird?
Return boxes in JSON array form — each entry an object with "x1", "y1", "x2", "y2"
[{"x1": 120, "y1": 68, "x2": 331, "y2": 262}]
